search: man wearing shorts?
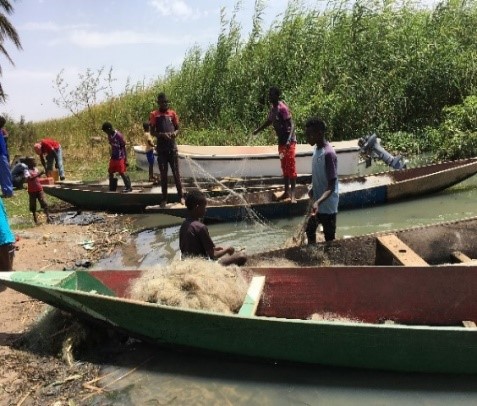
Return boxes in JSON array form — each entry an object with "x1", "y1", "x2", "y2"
[{"x1": 253, "y1": 86, "x2": 297, "y2": 203}]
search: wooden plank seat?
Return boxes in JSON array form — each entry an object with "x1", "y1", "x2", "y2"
[
  {"x1": 451, "y1": 251, "x2": 476, "y2": 264},
  {"x1": 375, "y1": 234, "x2": 429, "y2": 266},
  {"x1": 239, "y1": 276, "x2": 266, "y2": 317}
]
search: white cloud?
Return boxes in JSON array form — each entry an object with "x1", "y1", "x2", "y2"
[
  {"x1": 20, "y1": 21, "x2": 91, "y2": 32},
  {"x1": 3, "y1": 68, "x2": 56, "y2": 81},
  {"x1": 148, "y1": 0, "x2": 198, "y2": 19},
  {"x1": 48, "y1": 29, "x2": 208, "y2": 48}
]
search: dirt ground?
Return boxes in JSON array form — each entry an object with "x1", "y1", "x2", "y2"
[{"x1": 0, "y1": 214, "x2": 130, "y2": 405}]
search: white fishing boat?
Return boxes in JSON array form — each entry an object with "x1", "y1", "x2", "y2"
[{"x1": 134, "y1": 140, "x2": 361, "y2": 179}]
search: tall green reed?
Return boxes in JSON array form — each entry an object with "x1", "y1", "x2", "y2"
[{"x1": 5, "y1": 0, "x2": 477, "y2": 163}]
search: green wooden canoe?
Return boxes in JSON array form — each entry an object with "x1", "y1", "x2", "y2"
[{"x1": 2, "y1": 265, "x2": 477, "y2": 374}]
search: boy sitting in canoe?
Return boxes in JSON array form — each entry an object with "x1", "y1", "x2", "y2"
[{"x1": 179, "y1": 189, "x2": 247, "y2": 266}]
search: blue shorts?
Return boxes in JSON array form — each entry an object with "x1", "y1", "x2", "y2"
[{"x1": 146, "y1": 150, "x2": 155, "y2": 165}]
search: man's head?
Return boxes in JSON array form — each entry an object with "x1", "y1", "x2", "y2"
[
  {"x1": 25, "y1": 156, "x2": 36, "y2": 169},
  {"x1": 0, "y1": 116, "x2": 6, "y2": 128},
  {"x1": 157, "y1": 92, "x2": 169, "y2": 113},
  {"x1": 34, "y1": 142, "x2": 42, "y2": 155},
  {"x1": 305, "y1": 117, "x2": 327, "y2": 147},
  {"x1": 268, "y1": 86, "x2": 280, "y2": 105},
  {"x1": 101, "y1": 122, "x2": 114, "y2": 135},
  {"x1": 184, "y1": 189, "x2": 207, "y2": 217}
]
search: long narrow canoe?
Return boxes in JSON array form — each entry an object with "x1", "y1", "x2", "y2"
[
  {"x1": 43, "y1": 179, "x2": 302, "y2": 213},
  {"x1": 2, "y1": 264, "x2": 477, "y2": 374},
  {"x1": 134, "y1": 140, "x2": 361, "y2": 178},
  {"x1": 147, "y1": 158, "x2": 477, "y2": 222},
  {"x1": 248, "y1": 216, "x2": 477, "y2": 267}
]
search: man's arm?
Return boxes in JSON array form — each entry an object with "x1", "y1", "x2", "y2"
[
  {"x1": 209, "y1": 246, "x2": 235, "y2": 260},
  {"x1": 252, "y1": 118, "x2": 272, "y2": 135},
  {"x1": 311, "y1": 178, "x2": 336, "y2": 212},
  {"x1": 120, "y1": 134, "x2": 128, "y2": 163},
  {"x1": 39, "y1": 155, "x2": 47, "y2": 171}
]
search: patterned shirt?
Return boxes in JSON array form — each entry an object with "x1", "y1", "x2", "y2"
[
  {"x1": 108, "y1": 130, "x2": 126, "y2": 160},
  {"x1": 268, "y1": 101, "x2": 296, "y2": 146},
  {"x1": 149, "y1": 109, "x2": 179, "y2": 151}
]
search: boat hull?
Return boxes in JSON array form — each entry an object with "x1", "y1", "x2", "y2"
[
  {"x1": 147, "y1": 158, "x2": 477, "y2": 222},
  {"x1": 43, "y1": 184, "x2": 167, "y2": 212},
  {"x1": 43, "y1": 180, "x2": 299, "y2": 213},
  {"x1": 134, "y1": 141, "x2": 361, "y2": 178},
  {"x1": 2, "y1": 266, "x2": 477, "y2": 374}
]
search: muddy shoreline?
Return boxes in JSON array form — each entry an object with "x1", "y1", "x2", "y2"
[{"x1": 0, "y1": 211, "x2": 132, "y2": 405}]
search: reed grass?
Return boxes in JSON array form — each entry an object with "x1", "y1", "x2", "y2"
[{"x1": 4, "y1": 0, "x2": 477, "y2": 166}]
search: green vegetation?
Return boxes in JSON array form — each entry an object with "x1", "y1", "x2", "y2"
[
  {"x1": 4, "y1": 0, "x2": 477, "y2": 168},
  {"x1": 0, "y1": 0, "x2": 22, "y2": 101}
]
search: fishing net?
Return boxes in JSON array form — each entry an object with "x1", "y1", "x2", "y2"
[
  {"x1": 183, "y1": 155, "x2": 272, "y2": 227},
  {"x1": 129, "y1": 258, "x2": 248, "y2": 314},
  {"x1": 177, "y1": 135, "x2": 309, "y2": 249},
  {"x1": 309, "y1": 312, "x2": 364, "y2": 323}
]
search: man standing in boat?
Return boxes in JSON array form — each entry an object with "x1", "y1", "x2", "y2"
[
  {"x1": 149, "y1": 92, "x2": 184, "y2": 207},
  {"x1": 304, "y1": 117, "x2": 339, "y2": 243},
  {"x1": 253, "y1": 86, "x2": 297, "y2": 203}
]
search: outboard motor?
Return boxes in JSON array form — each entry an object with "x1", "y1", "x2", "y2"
[{"x1": 358, "y1": 133, "x2": 406, "y2": 170}]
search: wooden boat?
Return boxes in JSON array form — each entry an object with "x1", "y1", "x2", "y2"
[
  {"x1": 43, "y1": 178, "x2": 304, "y2": 213},
  {"x1": 2, "y1": 264, "x2": 477, "y2": 374},
  {"x1": 247, "y1": 216, "x2": 477, "y2": 267},
  {"x1": 43, "y1": 183, "x2": 169, "y2": 213},
  {"x1": 146, "y1": 158, "x2": 477, "y2": 222},
  {"x1": 134, "y1": 140, "x2": 361, "y2": 178}
]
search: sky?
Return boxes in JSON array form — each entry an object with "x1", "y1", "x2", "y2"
[{"x1": 1, "y1": 0, "x2": 317, "y2": 122}]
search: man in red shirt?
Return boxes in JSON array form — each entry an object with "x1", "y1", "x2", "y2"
[
  {"x1": 34, "y1": 138, "x2": 66, "y2": 180},
  {"x1": 149, "y1": 93, "x2": 184, "y2": 207}
]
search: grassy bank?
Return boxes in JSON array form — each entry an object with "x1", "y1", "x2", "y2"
[{"x1": 3, "y1": 0, "x2": 477, "y2": 167}]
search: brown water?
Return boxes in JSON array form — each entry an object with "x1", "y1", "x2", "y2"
[
  {"x1": 90, "y1": 172, "x2": 477, "y2": 405},
  {"x1": 93, "y1": 343, "x2": 477, "y2": 406}
]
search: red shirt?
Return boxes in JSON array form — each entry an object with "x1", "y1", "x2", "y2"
[
  {"x1": 149, "y1": 109, "x2": 179, "y2": 150},
  {"x1": 40, "y1": 138, "x2": 60, "y2": 154},
  {"x1": 24, "y1": 168, "x2": 43, "y2": 193}
]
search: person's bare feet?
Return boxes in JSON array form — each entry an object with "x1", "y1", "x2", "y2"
[{"x1": 277, "y1": 192, "x2": 290, "y2": 201}]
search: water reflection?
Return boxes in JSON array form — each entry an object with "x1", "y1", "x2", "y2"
[{"x1": 95, "y1": 342, "x2": 477, "y2": 405}]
